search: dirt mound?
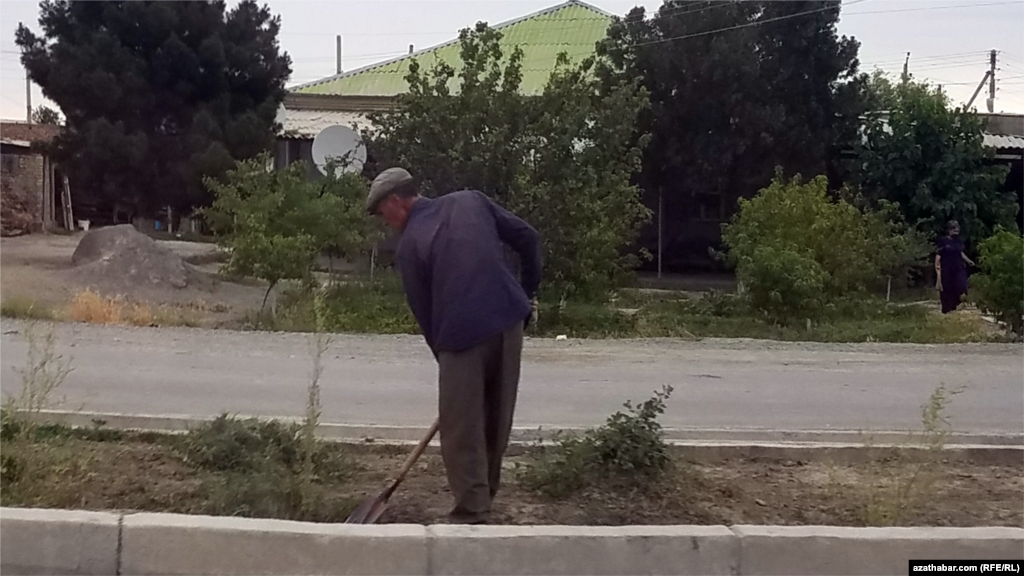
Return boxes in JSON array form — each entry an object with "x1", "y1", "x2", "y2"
[{"x1": 72, "y1": 224, "x2": 199, "y2": 291}]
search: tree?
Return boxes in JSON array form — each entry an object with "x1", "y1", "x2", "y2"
[
  {"x1": 16, "y1": 0, "x2": 291, "y2": 219},
  {"x1": 31, "y1": 105, "x2": 61, "y2": 125},
  {"x1": 204, "y1": 155, "x2": 378, "y2": 309},
  {"x1": 369, "y1": 24, "x2": 650, "y2": 299},
  {"x1": 597, "y1": 1, "x2": 869, "y2": 267},
  {"x1": 853, "y1": 74, "x2": 1015, "y2": 247}
]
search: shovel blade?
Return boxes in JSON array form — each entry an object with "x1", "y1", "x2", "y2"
[{"x1": 344, "y1": 494, "x2": 388, "y2": 524}]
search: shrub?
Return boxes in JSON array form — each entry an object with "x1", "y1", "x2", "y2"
[
  {"x1": 972, "y1": 229, "x2": 1024, "y2": 335},
  {"x1": 722, "y1": 172, "x2": 926, "y2": 320},
  {"x1": 735, "y1": 243, "x2": 827, "y2": 322},
  {"x1": 519, "y1": 386, "x2": 673, "y2": 497},
  {"x1": 182, "y1": 415, "x2": 302, "y2": 474}
]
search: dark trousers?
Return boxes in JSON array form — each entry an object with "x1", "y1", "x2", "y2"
[{"x1": 437, "y1": 321, "x2": 523, "y2": 523}]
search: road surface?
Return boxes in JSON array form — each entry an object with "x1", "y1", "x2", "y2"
[{"x1": 1, "y1": 321, "x2": 1021, "y2": 434}]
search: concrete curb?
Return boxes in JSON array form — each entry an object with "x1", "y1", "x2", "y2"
[
  {"x1": 2, "y1": 508, "x2": 1021, "y2": 575},
  {"x1": 25, "y1": 409, "x2": 1024, "y2": 446},
  {"x1": 21, "y1": 409, "x2": 1024, "y2": 466}
]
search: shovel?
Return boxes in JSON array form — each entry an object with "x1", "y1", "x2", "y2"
[{"x1": 344, "y1": 418, "x2": 440, "y2": 524}]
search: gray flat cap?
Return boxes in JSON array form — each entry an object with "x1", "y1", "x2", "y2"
[{"x1": 366, "y1": 167, "x2": 414, "y2": 213}]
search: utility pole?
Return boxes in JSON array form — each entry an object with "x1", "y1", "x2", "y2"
[
  {"x1": 25, "y1": 71, "x2": 32, "y2": 123},
  {"x1": 901, "y1": 52, "x2": 910, "y2": 84},
  {"x1": 342, "y1": 34, "x2": 350, "y2": 74},
  {"x1": 987, "y1": 49, "x2": 996, "y2": 113},
  {"x1": 657, "y1": 189, "x2": 663, "y2": 280}
]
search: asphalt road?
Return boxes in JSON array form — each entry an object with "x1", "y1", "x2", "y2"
[{"x1": 1, "y1": 321, "x2": 1021, "y2": 434}]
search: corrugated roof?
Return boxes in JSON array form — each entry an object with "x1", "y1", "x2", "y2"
[
  {"x1": 281, "y1": 109, "x2": 373, "y2": 138},
  {"x1": 292, "y1": 0, "x2": 612, "y2": 97},
  {"x1": 983, "y1": 133, "x2": 1024, "y2": 150}
]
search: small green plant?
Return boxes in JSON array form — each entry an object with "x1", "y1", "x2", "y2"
[
  {"x1": 182, "y1": 415, "x2": 301, "y2": 474},
  {"x1": 519, "y1": 386, "x2": 674, "y2": 498},
  {"x1": 852, "y1": 384, "x2": 962, "y2": 526},
  {"x1": 298, "y1": 295, "x2": 331, "y2": 514},
  {"x1": 0, "y1": 296, "x2": 57, "y2": 320},
  {"x1": 1, "y1": 323, "x2": 73, "y2": 441},
  {"x1": 972, "y1": 228, "x2": 1024, "y2": 336}
]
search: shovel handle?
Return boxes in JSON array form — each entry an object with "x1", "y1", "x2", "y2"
[{"x1": 386, "y1": 418, "x2": 440, "y2": 495}]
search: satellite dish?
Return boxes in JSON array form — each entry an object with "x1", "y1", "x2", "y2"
[
  {"x1": 312, "y1": 125, "x2": 366, "y2": 175},
  {"x1": 274, "y1": 104, "x2": 288, "y2": 126}
]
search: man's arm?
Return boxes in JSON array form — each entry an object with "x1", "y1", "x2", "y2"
[
  {"x1": 395, "y1": 243, "x2": 436, "y2": 355},
  {"x1": 484, "y1": 193, "x2": 543, "y2": 299}
]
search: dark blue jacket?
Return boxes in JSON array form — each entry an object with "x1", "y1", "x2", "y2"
[{"x1": 394, "y1": 190, "x2": 542, "y2": 354}]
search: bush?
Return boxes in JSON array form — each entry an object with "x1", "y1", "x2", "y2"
[
  {"x1": 182, "y1": 415, "x2": 302, "y2": 474},
  {"x1": 735, "y1": 243, "x2": 827, "y2": 322},
  {"x1": 722, "y1": 172, "x2": 926, "y2": 321},
  {"x1": 519, "y1": 386, "x2": 673, "y2": 497},
  {"x1": 179, "y1": 414, "x2": 353, "y2": 520},
  {"x1": 972, "y1": 229, "x2": 1024, "y2": 335}
]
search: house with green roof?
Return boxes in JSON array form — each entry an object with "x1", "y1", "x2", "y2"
[{"x1": 277, "y1": 0, "x2": 614, "y2": 150}]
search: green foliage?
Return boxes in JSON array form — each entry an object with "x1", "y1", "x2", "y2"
[
  {"x1": 16, "y1": 0, "x2": 291, "y2": 216},
  {"x1": 31, "y1": 105, "x2": 61, "y2": 125},
  {"x1": 0, "y1": 296, "x2": 57, "y2": 321},
  {"x1": 971, "y1": 229, "x2": 1024, "y2": 335},
  {"x1": 519, "y1": 386, "x2": 673, "y2": 497},
  {"x1": 246, "y1": 273, "x2": 418, "y2": 334},
  {"x1": 179, "y1": 414, "x2": 352, "y2": 520},
  {"x1": 598, "y1": 1, "x2": 869, "y2": 267},
  {"x1": 854, "y1": 74, "x2": 1015, "y2": 245},
  {"x1": 369, "y1": 24, "x2": 651, "y2": 298},
  {"x1": 204, "y1": 154, "x2": 379, "y2": 306},
  {"x1": 722, "y1": 173, "x2": 927, "y2": 321},
  {"x1": 737, "y1": 244, "x2": 828, "y2": 321},
  {"x1": 182, "y1": 414, "x2": 301, "y2": 474}
]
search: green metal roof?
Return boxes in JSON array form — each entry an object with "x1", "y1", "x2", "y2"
[{"x1": 291, "y1": 1, "x2": 612, "y2": 97}]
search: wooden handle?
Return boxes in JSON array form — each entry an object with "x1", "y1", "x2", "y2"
[{"x1": 385, "y1": 418, "x2": 439, "y2": 496}]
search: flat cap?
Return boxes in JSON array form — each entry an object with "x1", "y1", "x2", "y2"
[{"x1": 366, "y1": 167, "x2": 414, "y2": 213}]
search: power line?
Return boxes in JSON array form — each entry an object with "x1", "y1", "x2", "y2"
[
  {"x1": 626, "y1": 0, "x2": 868, "y2": 49},
  {"x1": 844, "y1": 1, "x2": 1022, "y2": 16}
]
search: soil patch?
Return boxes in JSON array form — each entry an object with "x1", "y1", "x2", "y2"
[{"x1": 2, "y1": 433, "x2": 1020, "y2": 527}]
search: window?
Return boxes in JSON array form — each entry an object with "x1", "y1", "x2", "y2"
[{"x1": 1, "y1": 153, "x2": 17, "y2": 172}]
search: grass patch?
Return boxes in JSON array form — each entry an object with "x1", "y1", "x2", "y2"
[
  {"x1": 0, "y1": 295, "x2": 59, "y2": 321},
  {"x1": 534, "y1": 291, "x2": 999, "y2": 343},
  {"x1": 67, "y1": 290, "x2": 201, "y2": 328},
  {"x1": 243, "y1": 273, "x2": 417, "y2": 334},
  {"x1": 236, "y1": 272, "x2": 999, "y2": 343}
]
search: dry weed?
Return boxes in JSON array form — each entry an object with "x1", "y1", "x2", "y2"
[{"x1": 67, "y1": 290, "x2": 198, "y2": 327}]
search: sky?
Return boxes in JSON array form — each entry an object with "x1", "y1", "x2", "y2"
[{"x1": 2, "y1": 0, "x2": 1023, "y2": 122}]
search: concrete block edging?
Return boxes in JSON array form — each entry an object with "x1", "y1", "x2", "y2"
[{"x1": 2, "y1": 507, "x2": 1022, "y2": 576}]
